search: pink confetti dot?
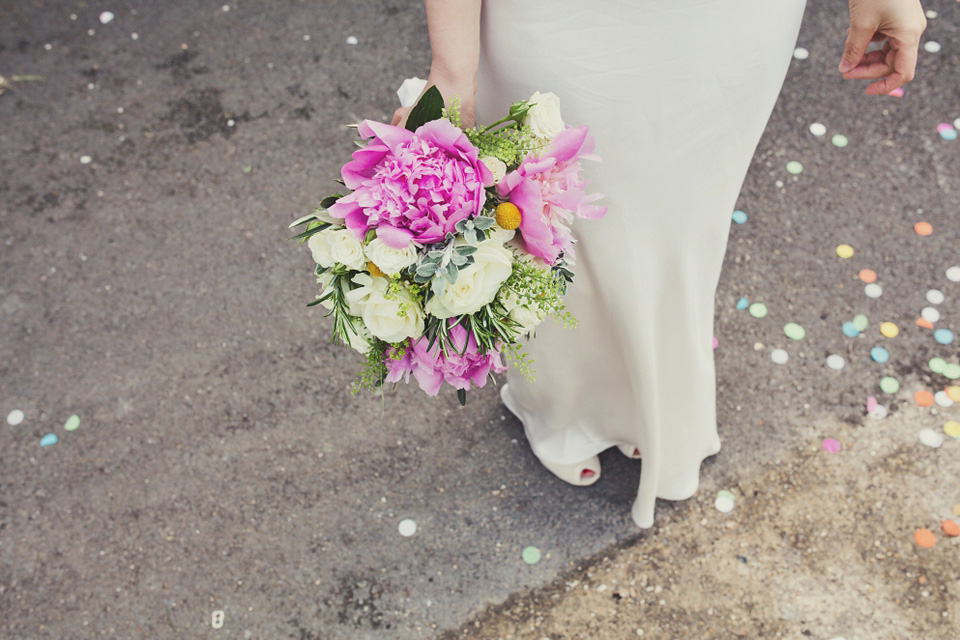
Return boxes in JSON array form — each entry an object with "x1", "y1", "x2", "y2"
[
  {"x1": 822, "y1": 438, "x2": 841, "y2": 453},
  {"x1": 712, "y1": 336, "x2": 718, "y2": 350},
  {"x1": 866, "y1": 396, "x2": 878, "y2": 413},
  {"x1": 936, "y1": 123, "x2": 955, "y2": 134},
  {"x1": 888, "y1": 87, "x2": 904, "y2": 97}
]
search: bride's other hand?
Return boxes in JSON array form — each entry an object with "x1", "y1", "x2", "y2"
[
  {"x1": 838, "y1": 0, "x2": 927, "y2": 95},
  {"x1": 390, "y1": 75, "x2": 477, "y2": 129}
]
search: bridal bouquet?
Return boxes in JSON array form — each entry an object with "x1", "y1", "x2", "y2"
[{"x1": 291, "y1": 78, "x2": 606, "y2": 404}]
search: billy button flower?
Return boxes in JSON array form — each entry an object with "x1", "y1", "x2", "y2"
[
  {"x1": 495, "y1": 202, "x2": 522, "y2": 230},
  {"x1": 367, "y1": 261, "x2": 386, "y2": 277}
]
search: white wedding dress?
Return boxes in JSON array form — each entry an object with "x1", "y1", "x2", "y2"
[{"x1": 474, "y1": 0, "x2": 808, "y2": 528}]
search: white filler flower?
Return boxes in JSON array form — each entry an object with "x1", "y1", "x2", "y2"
[
  {"x1": 480, "y1": 156, "x2": 508, "y2": 185},
  {"x1": 523, "y1": 91, "x2": 565, "y2": 139}
]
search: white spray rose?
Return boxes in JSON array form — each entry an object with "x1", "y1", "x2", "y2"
[
  {"x1": 480, "y1": 156, "x2": 508, "y2": 185},
  {"x1": 345, "y1": 273, "x2": 425, "y2": 344},
  {"x1": 499, "y1": 288, "x2": 548, "y2": 337},
  {"x1": 342, "y1": 320, "x2": 374, "y2": 355},
  {"x1": 425, "y1": 239, "x2": 514, "y2": 319},
  {"x1": 308, "y1": 228, "x2": 366, "y2": 271},
  {"x1": 523, "y1": 91, "x2": 565, "y2": 139},
  {"x1": 364, "y1": 237, "x2": 418, "y2": 276},
  {"x1": 486, "y1": 221, "x2": 516, "y2": 245}
]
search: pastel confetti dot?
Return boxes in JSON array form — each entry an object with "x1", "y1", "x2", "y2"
[
  {"x1": 831, "y1": 134, "x2": 849, "y2": 147},
  {"x1": 80, "y1": 155, "x2": 92, "y2": 164},
  {"x1": 934, "y1": 391, "x2": 954, "y2": 407},
  {"x1": 842, "y1": 321, "x2": 860, "y2": 337},
  {"x1": 954, "y1": 504, "x2": 960, "y2": 517},
  {"x1": 942, "y1": 520, "x2": 960, "y2": 537},
  {"x1": 929, "y1": 358, "x2": 946, "y2": 374},
  {"x1": 852, "y1": 314, "x2": 869, "y2": 331},
  {"x1": 921, "y1": 307, "x2": 940, "y2": 323},
  {"x1": 887, "y1": 87, "x2": 904, "y2": 97},
  {"x1": 934, "y1": 329, "x2": 954, "y2": 344},
  {"x1": 916, "y1": 317, "x2": 934, "y2": 329},
  {"x1": 919, "y1": 428, "x2": 943, "y2": 448},
  {"x1": 914, "y1": 221, "x2": 933, "y2": 236},
  {"x1": 826, "y1": 354, "x2": 845, "y2": 370},
  {"x1": 64, "y1": 414, "x2": 80, "y2": 431},
  {"x1": 923, "y1": 41, "x2": 942, "y2": 53},
  {"x1": 835, "y1": 244, "x2": 854, "y2": 258},
  {"x1": 99, "y1": 11, "x2": 115, "y2": 24},
  {"x1": 793, "y1": 47, "x2": 809, "y2": 60},
  {"x1": 732, "y1": 210, "x2": 747, "y2": 224},
  {"x1": 879, "y1": 322, "x2": 899, "y2": 338},
  {"x1": 866, "y1": 396, "x2": 878, "y2": 412},
  {"x1": 864, "y1": 283, "x2": 882, "y2": 298},
  {"x1": 736, "y1": 297, "x2": 749, "y2": 310},
  {"x1": 955, "y1": 119, "x2": 960, "y2": 131},
  {"x1": 879, "y1": 377, "x2": 899, "y2": 394},
  {"x1": 870, "y1": 347, "x2": 889, "y2": 363},
  {"x1": 822, "y1": 438, "x2": 841, "y2": 453},
  {"x1": 522, "y1": 546, "x2": 541, "y2": 564},
  {"x1": 346, "y1": 36, "x2": 359, "y2": 45},
  {"x1": 926, "y1": 289, "x2": 944, "y2": 305},
  {"x1": 947, "y1": 386, "x2": 960, "y2": 401},
  {"x1": 914, "y1": 390, "x2": 935, "y2": 407},
  {"x1": 783, "y1": 323, "x2": 805, "y2": 340},
  {"x1": 941, "y1": 128, "x2": 958, "y2": 141},
  {"x1": 914, "y1": 529, "x2": 936, "y2": 548},
  {"x1": 715, "y1": 495, "x2": 734, "y2": 513},
  {"x1": 869, "y1": 404, "x2": 888, "y2": 419},
  {"x1": 716, "y1": 490, "x2": 735, "y2": 501},
  {"x1": 40, "y1": 433, "x2": 57, "y2": 447},
  {"x1": 946, "y1": 266, "x2": 960, "y2": 282},
  {"x1": 771, "y1": 348, "x2": 789, "y2": 364},
  {"x1": 712, "y1": 336, "x2": 718, "y2": 350},
  {"x1": 858, "y1": 269, "x2": 876, "y2": 283},
  {"x1": 925, "y1": 9, "x2": 937, "y2": 18},
  {"x1": 398, "y1": 519, "x2": 417, "y2": 536},
  {"x1": 944, "y1": 363, "x2": 960, "y2": 380},
  {"x1": 944, "y1": 421, "x2": 960, "y2": 438},
  {"x1": 809, "y1": 122, "x2": 826, "y2": 136},
  {"x1": 749, "y1": 303, "x2": 768, "y2": 318},
  {"x1": 786, "y1": 160, "x2": 803, "y2": 174},
  {"x1": 7, "y1": 409, "x2": 24, "y2": 426}
]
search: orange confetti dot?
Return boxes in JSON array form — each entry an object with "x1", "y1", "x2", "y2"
[
  {"x1": 943, "y1": 520, "x2": 960, "y2": 537},
  {"x1": 914, "y1": 390, "x2": 935, "y2": 406},
  {"x1": 859, "y1": 269, "x2": 876, "y2": 283},
  {"x1": 914, "y1": 221, "x2": 933, "y2": 236},
  {"x1": 916, "y1": 317, "x2": 934, "y2": 329},
  {"x1": 914, "y1": 529, "x2": 936, "y2": 548}
]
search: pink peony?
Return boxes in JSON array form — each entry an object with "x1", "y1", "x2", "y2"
[
  {"x1": 384, "y1": 321, "x2": 507, "y2": 396},
  {"x1": 328, "y1": 118, "x2": 495, "y2": 249},
  {"x1": 496, "y1": 125, "x2": 606, "y2": 264}
]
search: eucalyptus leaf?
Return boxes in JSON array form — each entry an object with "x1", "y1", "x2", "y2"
[
  {"x1": 443, "y1": 262, "x2": 458, "y2": 284},
  {"x1": 455, "y1": 245, "x2": 478, "y2": 256},
  {"x1": 450, "y1": 253, "x2": 467, "y2": 266},
  {"x1": 473, "y1": 216, "x2": 495, "y2": 229},
  {"x1": 431, "y1": 276, "x2": 447, "y2": 297},
  {"x1": 405, "y1": 85, "x2": 444, "y2": 133}
]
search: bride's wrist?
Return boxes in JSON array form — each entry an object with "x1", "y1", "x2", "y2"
[{"x1": 427, "y1": 65, "x2": 477, "y2": 97}]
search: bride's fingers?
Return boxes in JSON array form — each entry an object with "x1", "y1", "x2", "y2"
[
  {"x1": 864, "y1": 44, "x2": 918, "y2": 95},
  {"x1": 842, "y1": 49, "x2": 894, "y2": 78}
]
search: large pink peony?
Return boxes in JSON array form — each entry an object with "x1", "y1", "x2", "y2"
[
  {"x1": 328, "y1": 118, "x2": 495, "y2": 249},
  {"x1": 496, "y1": 125, "x2": 607, "y2": 264},
  {"x1": 383, "y1": 321, "x2": 507, "y2": 396}
]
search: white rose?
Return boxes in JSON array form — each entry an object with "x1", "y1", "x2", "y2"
[
  {"x1": 486, "y1": 221, "x2": 516, "y2": 245},
  {"x1": 315, "y1": 271, "x2": 363, "y2": 316},
  {"x1": 342, "y1": 320, "x2": 374, "y2": 355},
  {"x1": 364, "y1": 237, "x2": 418, "y2": 276},
  {"x1": 499, "y1": 288, "x2": 547, "y2": 337},
  {"x1": 480, "y1": 156, "x2": 508, "y2": 185},
  {"x1": 345, "y1": 273, "x2": 425, "y2": 344},
  {"x1": 425, "y1": 239, "x2": 514, "y2": 319},
  {"x1": 307, "y1": 229, "x2": 336, "y2": 268},
  {"x1": 328, "y1": 229, "x2": 367, "y2": 271},
  {"x1": 522, "y1": 91, "x2": 565, "y2": 139}
]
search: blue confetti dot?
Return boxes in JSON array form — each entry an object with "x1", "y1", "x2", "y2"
[
  {"x1": 870, "y1": 346, "x2": 889, "y2": 363},
  {"x1": 736, "y1": 297, "x2": 749, "y2": 310},
  {"x1": 40, "y1": 433, "x2": 58, "y2": 447},
  {"x1": 941, "y1": 128, "x2": 958, "y2": 141},
  {"x1": 934, "y1": 328, "x2": 954, "y2": 344},
  {"x1": 842, "y1": 322, "x2": 860, "y2": 337},
  {"x1": 732, "y1": 210, "x2": 747, "y2": 224}
]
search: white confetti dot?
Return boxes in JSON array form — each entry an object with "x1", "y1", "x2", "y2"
[
  {"x1": 793, "y1": 47, "x2": 809, "y2": 60},
  {"x1": 714, "y1": 496, "x2": 734, "y2": 513},
  {"x1": 131, "y1": 33, "x2": 139, "y2": 40},
  {"x1": 926, "y1": 289, "x2": 944, "y2": 305},
  {"x1": 869, "y1": 404, "x2": 888, "y2": 419},
  {"x1": 935, "y1": 391, "x2": 954, "y2": 408},
  {"x1": 809, "y1": 122, "x2": 826, "y2": 136},
  {"x1": 771, "y1": 348, "x2": 789, "y2": 364},
  {"x1": 921, "y1": 307, "x2": 940, "y2": 323},
  {"x1": 864, "y1": 283, "x2": 882, "y2": 298},
  {"x1": 923, "y1": 41, "x2": 941, "y2": 53},
  {"x1": 826, "y1": 354, "x2": 845, "y2": 370},
  {"x1": 946, "y1": 265, "x2": 960, "y2": 282},
  {"x1": 88, "y1": 29, "x2": 95, "y2": 36},
  {"x1": 925, "y1": 9, "x2": 937, "y2": 19},
  {"x1": 954, "y1": 120, "x2": 960, "y2": 133},
  {"x1": 44, "y1": 43, "x2": 53, "y2": 51},
  {"x1": 7, "y1": 410, "x2": 24, "y2": 426},
  {"x1": 346, "y1": 36, "x2": 359, "y2": 45},
  {"x1": 222, "y1": 4, "x2": 230, "y2": 11},
  {"x1": 80, "y1": 155, "x2": 92, "y2": 164},
  {"x1": 303, "y1": 34, "x2": 311, "y2": 41},
  {"x1": 919, "y1": 428, "x2": 943, "y2": 448},
  {"x1": 398, "y1": 518, "x2": 417, "y2": 536},
  {"x1": 99, "y1": 11, "x2": 115, "y2": 24},
  {"x1": 227, "y1": 119, "x2": 235, "y2": 127}
]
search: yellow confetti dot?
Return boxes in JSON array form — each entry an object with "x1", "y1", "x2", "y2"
[
  {"x1": 879, "y1": 322, "x2": 899, "y2": 338},
  {"x1": 947, "y1": 386, "x2": 960, "y2": 402},
  {"x1": 836, "y1": 244, "x2": 854, "y2": 258},
  {"x1": 944, "y1": 421, "x2": 960, "y2": 438}
]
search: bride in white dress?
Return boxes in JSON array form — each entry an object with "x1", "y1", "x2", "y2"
[{"x1": 393, "y1": 0, "x2": 926, "y2": 528}]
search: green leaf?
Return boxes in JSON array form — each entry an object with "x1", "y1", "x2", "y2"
[
  {"x1": 290, "y1": 222, "x2": 330, "y2": 241},
  {"x1": 455, "y1": 245, "x2": 478, "y2": 257},
  {"x1": 320, "y1": 194, "x2": 343, "y2": 209},
  {"x1": 405, "y1": 85, "x2": 445, "y2": 133},
  {"x1": 306, "y1": 297, "x2": 325, "y2": 307},
  {"x1": 289, "y1": 213, "x2": 318, "y2": 228},
  {"x1": 457, "y1": 388, "x2": 467, "y2": 406},
  {"x1": 431, "y1": 276, "x2": 446, "y2": 297}
]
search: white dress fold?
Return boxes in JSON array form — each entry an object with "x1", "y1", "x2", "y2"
[{"x1": 475, "y1": 0, "x2": 808, "y2": 528}]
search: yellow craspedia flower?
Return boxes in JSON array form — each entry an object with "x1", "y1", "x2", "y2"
[
  {"x1": 367, "y1": 261, "x2": 386, "y2": 277},
  {"x1": 495, "y1": 202, "x2": 522, "y2": 230}
]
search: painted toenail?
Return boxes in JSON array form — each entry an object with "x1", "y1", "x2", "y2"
[{"x1": 581, "y1": 469, "x2": 595, "y2": 478}]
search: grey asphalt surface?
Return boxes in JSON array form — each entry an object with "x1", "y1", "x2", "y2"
[{"x1": 1, "y1": 1, "x2": 958, "y2": 639}]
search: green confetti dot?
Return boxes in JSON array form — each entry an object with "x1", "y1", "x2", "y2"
[
  {"x1": 64, "y1": 414, "x2": 80, "y2": 431},
  {"x1": 242, "y1": 166, "x2": 253, "y2": 174},
  {"x1": 716, "y1": 490, "x2": 735, "y2": 501},
  {"x1": 783, "y1": 323, "x2": 806, "y2": 340},
  {"x1": 944, "y1": 363, "x2": 960, "y2": 380},
  {"x1": 852, "y1": 314, "x2": 869, "y2": 332},
  {"x1": 831, "y1": 134, "x2": 849, "y2": 147},
  {"x1": 749, "y1": 303, "x2": 768, "y2": 318},
  {"x1": 785, "y1": 160, "x2": 804, "y2": 174},
  {"x1": 879, "y1": 377, "x2": 900, "y2": 394},
  {"x1": 522, "y1": 546, "x2": 541, "y2": 565},
  {"x1": 929, "y1": 358, "x2": 947, "y2": 374}
]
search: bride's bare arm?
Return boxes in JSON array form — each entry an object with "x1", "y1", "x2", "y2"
[{"x1": 392, "y1": 0, "x2": 481, "y2": 128}]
